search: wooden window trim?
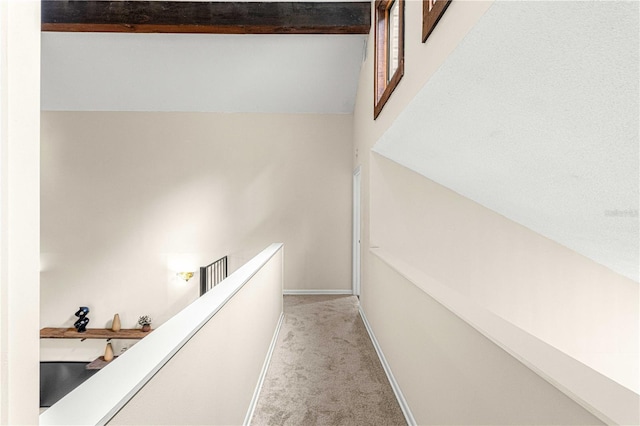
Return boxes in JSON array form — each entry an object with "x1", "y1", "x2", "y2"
[
  {"x1": 422, "y1": 0, "x2": 452, "y2": 43},
  {"x1": 374, "y1": 0, "x2": 404, "y2": 119}
]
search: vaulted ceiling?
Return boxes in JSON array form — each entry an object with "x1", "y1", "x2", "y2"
[{"x1": 41, "y1": 1, "x2": 370, "y2": 113}]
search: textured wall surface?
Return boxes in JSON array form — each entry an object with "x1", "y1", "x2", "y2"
[{"x1": 373, "y1": 1, "x2": 639, "y2": 282}]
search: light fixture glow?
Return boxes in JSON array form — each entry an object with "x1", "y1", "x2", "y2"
[{"x1": 177, "y1": 271, "x2": 195, "y2": 282}]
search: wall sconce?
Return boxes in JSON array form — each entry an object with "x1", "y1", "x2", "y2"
[{"x1": 177, "y1": 271, "x2": 195, "y2": 282}]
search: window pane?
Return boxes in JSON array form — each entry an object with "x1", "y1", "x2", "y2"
[
  {"x1": 374, "y1": 0, "x2": 404, "y2": 118},
  {"x1": 387, "y1": 1, "x2": 400, "y2": 81}
]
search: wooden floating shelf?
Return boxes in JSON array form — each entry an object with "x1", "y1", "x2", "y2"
[{"x1": 40, "y1": 327, "x2": 151, "y2": 340}]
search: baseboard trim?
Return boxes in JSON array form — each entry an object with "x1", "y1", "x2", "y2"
[
  {"x1": 243, "y1": 311, "x2": 285, "y2": 426},
  {"x1": 283, "y1": 289, "x2": 353, "y2": 295},
  {"x1": 359, "y1": 306, "x2": 417, "y2": 426}
]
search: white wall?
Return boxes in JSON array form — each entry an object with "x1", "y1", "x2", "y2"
[
  {"x1": 353, "y1": 0, "x2": 637, "y2": 423},
  {"x1": 0, "y1": 0, "x2": 40, "y2": 423},
  {"x1": 41, "y1": 112, "x2": 352, "y2": 361},
  {"x1": 109, "y1": 247, "x2": 282, "y2": 425},
  {"x1": 366, "y1": 252, "x2": 603, "y2": 425},
  {"x1": 40, "y1": 244, "x2": 283, "y2": 425}
]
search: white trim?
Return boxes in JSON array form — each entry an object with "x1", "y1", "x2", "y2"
[
  {"x1": 358, "y1": 307, "x2": 417, "y2": 426},
  {"x1": 244, "y1": 311, "x2": 285, "y2": 426},
  {"x1": 40, "y1": 243, "x2": 284, "y2": 426},
  {"x1": 283, "y1": 289, "x2": 352, "y2": 296},
  {"x1": 352, "y1": 165, "x2": 362, "y2": 297}
]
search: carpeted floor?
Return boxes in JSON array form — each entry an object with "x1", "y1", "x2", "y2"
[{"x1": 251, "y1": 295, "x2": 406, "y2": 426}]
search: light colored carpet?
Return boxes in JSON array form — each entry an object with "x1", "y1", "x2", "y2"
[{"x1": 251, "y1": 295, "x2": 406, "y2": 426}]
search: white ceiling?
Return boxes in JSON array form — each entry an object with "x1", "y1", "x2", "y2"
[
  {"x1": 374, "y1": 1, "x2": 639, "y2": 282},
  {"x1": 41, "y1": 32, "x2": 367, "y2": 113}
]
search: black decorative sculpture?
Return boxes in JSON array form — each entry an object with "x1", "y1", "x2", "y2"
[{"x1": 74, "y1": 306, "x2": 90, "y2": 332}]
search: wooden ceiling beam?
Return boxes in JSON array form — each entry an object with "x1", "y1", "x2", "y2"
[{"x1": 41, "y1": 1, "x2": 371, "y2": 35}]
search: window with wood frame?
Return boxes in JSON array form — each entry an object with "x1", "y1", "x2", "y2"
[
  {"x1": 374, "y1": 0, "x2": 404, "y2": 119},
  {"x1": 423, "y1": 0, "x2": 451, "y2": 43}
]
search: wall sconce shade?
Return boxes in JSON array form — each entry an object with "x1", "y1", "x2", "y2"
[{"x1": 177, "y1": 271, "x2": 195, "y2": 282}]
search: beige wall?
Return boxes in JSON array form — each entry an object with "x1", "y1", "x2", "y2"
[
  {"x1": 371, "y1": 153, "x2": 638, "y2": 391},
  {"x1": 353, "y1": 0, "x2": 633, "y2": 423},
  {"x1": 41, "y1": 112, "x2": 351, "y2": 361},
  {"x1": 353, "y1": 0, "x2": 494, "y2": 301},
  {"x1": 0, "y1": 0, "x2": 40, "y2": 424},
  {"x1": 366, "y1": 253, "x2": 602, "y2": 425},
  {"x1": 109, "y1": 248, "x2": 283, "y2": 425}
]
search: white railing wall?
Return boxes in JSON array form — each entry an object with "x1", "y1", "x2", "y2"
[
  {"x1": 365, "y1": 248, "x2": 638, "y2": 426},
  {"x1": 40, "y1": 243, "x2": 284, "y2": 426}
]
